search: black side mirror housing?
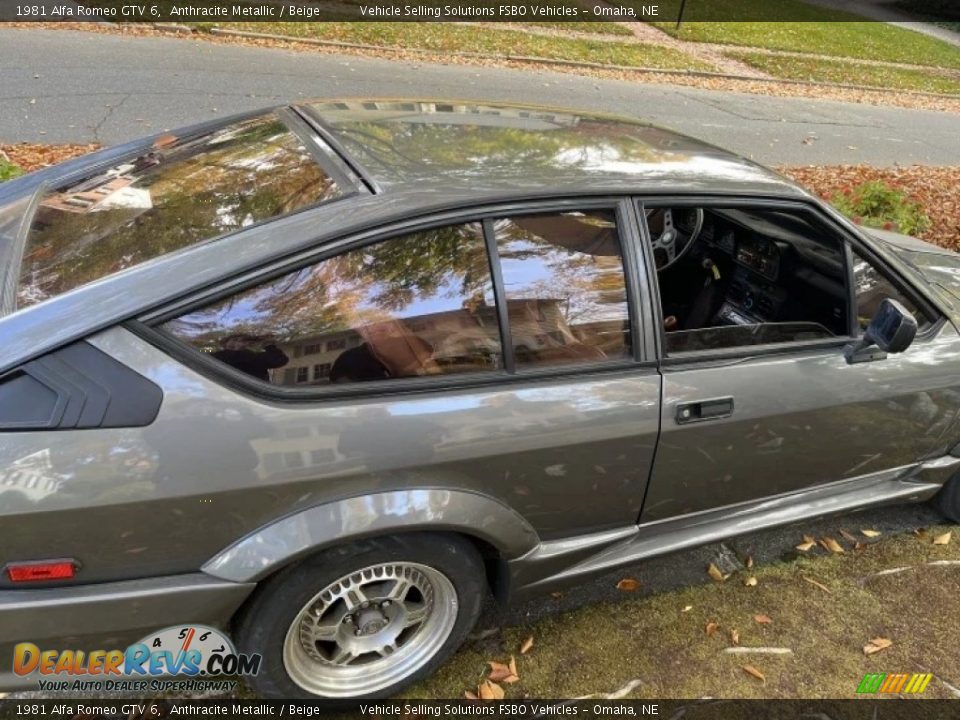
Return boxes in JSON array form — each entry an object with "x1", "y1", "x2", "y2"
[{"x1": 844, "y1": 298, "x2": 918, "y2": 364}]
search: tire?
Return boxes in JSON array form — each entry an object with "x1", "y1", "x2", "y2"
[
  {"x1": 234, "y1": 533, "x2": 486, "y2": 701},
  {"x1": 935, "y1": 474, "x2": 960, "y2": 523}
]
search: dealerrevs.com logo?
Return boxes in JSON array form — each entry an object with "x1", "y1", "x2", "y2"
[{"x1": 13, "y1": 625, "x2": 261, "y2": 692}]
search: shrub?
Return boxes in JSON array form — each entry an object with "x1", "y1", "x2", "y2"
[
  {"x1": 830, "y1": 180, "x2": 930, "y2": 236},
  {"x1": 0, "y1": 157, "x2": 23, "y2": 182}
]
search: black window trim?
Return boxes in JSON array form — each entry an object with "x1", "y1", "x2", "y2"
[
  {"x1": 134, "y1": 196, "x2": 656, "y2": 404},
  {"x1": 640, "y1": 195, "x2": 857, "y2": 364},
  {"x1": 637, "y1": 194, "x2": 905, "y2": 366}
]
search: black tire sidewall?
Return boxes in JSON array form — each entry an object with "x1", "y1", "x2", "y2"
[{"x1": 234, "y1": 533, "x2": 486, "y2": 701}]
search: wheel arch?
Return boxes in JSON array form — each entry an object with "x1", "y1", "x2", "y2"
[{"x1": 202, "y1": 488, "x2": 540, "y2": 592}]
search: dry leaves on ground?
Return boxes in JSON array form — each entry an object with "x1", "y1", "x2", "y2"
[
  {"x1": 839, "y1": 529, "x2": 858, "y2": 544},
  {"x1": 519, "y1": 636, "x2": 534, "y2": 655},
  {"x1": 705, "y1": 621, "x2": 719, "y2": 637},
  {"x1": 744, "y1": 576, "x2": 758, "y2": 587},
  {"x1": 781, "y1": 165, "x2": 960, "y2": 252},
  {"x1": 729, "y1": 629, "x2": 740, "y2": 646},
  {"x1": 707, "y1": 563, "x2": 729, "y2": 582},
  {"x1": 617, "y1": 578, "x2": 641, "y2": 591},
  {"x1": 796, "y1": 535, "x2": 817, "y2": 552},
  {"x1": 933, "y1": 531, "x2": 953, "y2": 546},
  {"x1": 487, "y1": 658, "x2": 519, "y2": 684},
  {"x1": 861, "y1": 529, "x2": 882, "y2": 538},
  {"x1": 477, "y1": 679, "x2": 505, "y2": 700},
  {"x1": 820, "y1": 537, "x2": 845, "y2": 554},
  {"x1": 863, "y1": 637, "x2": 893, "y2": 655},
  {"x1": 754, "y1": 614, "x2": 773, "y2": 625},
  {"x1": 742, "y1": 664, "x2": 766, "y2": 682},
  {"x1": 0, "y1": 142, "x2": 100, "y2": 173}
]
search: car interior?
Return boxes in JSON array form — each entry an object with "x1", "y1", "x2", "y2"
[{"x1": 647, "y1": 206, "x2": 851, "y2": 353}]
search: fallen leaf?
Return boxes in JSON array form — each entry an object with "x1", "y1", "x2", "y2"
[
  {"x1": 487, "y1": 661, "x2": 513, "y2": 683},
  {"x1": 839, "y1": 529, "x2": 858, "y2": 544},
  {"x1": 746, "y1": 555, "x2": 754, "y2": 569},
  {"x1": 707, "y1": 563, "x2": 728, "y2": 582},
  {"x1": 681, "y1": 605, "x2": 693, "y2": 613},
  {"x1": 863, "y1": 637, "x2": 893, "y2": 655},
  {"x1": 550, "y1": 592, "x2": 564, "y2": 600},
  {"x1": 802, "y1": 575, "x2": 832, "y2": 594},
  {"x1": 478, "y1": 680, "x2": 504, "y2": 700},
  {"x1": 861, "y1": 529, "x2": 881, "y2": 538},
  {"x1": 706, "y1": 621, "x2": 719, "y2": 637},
  {"x1": 796, "y1": 538, "x2": 817, "y2": 552},
  {"x1": 933, "y1": 531, "x2": 952, "y2": 546},
  {"x1": 820, "y1": 537, "x2": 845, "y2": 554},
  {"x1": 730, "y1": 629, "x2": 740, "y2": 646},
  {"x1": 520, "y1": 636, "x2": 534, "y2": 655},
  {"x1": 464, "y1": 691, "x2": 478, "y2": 700},
  {"x1": 509, "y1": 656, "x2": 518, "y2": 677},
  {"x1": 914, "y1": 528, "x2": 927, "y2": 537},
  {"x1": 617, "y1": 578, "x2": 641, "y2": 592},
  {"x1": 754, "y1": 614, "x2": 773, "y2": 625},
  {"x1": 744, "y1": 576, "x2": 758, "y2": 587},
  {"x1": 742, "y1": 664, "x2": 766, "y2": 682}
]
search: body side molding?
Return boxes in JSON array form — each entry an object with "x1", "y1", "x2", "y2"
[
  {"x1": 508, "y1": 457, "x2": 959, "y2": 599},
  {"x1": 202, "y1": 488, "x2": 540, "y2": 583}
]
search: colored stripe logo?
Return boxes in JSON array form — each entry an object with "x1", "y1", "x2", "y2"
[{"x1": 857, "y1": 672, "x2": 933, "y2": 694}]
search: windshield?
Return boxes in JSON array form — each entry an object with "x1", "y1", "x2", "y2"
[{"x1": 15, "y1": 113, "x2": 341, "y2": 310}]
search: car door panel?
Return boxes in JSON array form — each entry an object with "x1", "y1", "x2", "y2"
[{"x1": 641, "y1": 323, "x2": 960, "y2": 523}]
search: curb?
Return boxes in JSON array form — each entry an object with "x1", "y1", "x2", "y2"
[{"x1": 151, "y1": 24, "x2": 960, "y2": 102}]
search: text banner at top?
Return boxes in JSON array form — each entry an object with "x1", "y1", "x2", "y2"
[{"x1": 2, "y1": 0, "x2": 959, "y2": 23}]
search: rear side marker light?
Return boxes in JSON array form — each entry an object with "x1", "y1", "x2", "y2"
[{"x1": 5, "y1": 559, "x2": 77, "y2": 583}]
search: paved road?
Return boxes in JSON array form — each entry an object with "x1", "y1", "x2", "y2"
[{"x1": 1, "y1": 27, "x2": 959, "y2": 166}]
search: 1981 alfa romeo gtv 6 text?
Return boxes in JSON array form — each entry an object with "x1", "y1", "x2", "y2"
[{"x1": 1, "y1": 100, "x2": 960, "y2": 699}]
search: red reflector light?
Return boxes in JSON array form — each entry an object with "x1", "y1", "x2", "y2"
[{"x1": 6, "y1": 560, "x2": 76, "y2": 583}]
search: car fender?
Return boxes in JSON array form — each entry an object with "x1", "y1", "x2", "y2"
[{"x1": 201, "y1": 488, "x2": 540, "y2": 583}]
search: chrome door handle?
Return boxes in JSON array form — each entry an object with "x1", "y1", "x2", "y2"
[{"x1": 676, "y1": 397, "x2": 734, "y2": 424}]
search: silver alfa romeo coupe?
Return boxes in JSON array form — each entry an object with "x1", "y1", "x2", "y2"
[{"x1": 1, "y1": 100, "x2": 959, "y2": 700}]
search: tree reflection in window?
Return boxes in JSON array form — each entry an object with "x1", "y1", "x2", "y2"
[
  {"x1": 493, "y1": 211, "x2": 631, "y2": 369},
  {"x1": 18, "y1": 114, "x2": 340, "y2": 309},
  {"x1": 162, "y1": 223, "x2": 502, "y2": 385}
]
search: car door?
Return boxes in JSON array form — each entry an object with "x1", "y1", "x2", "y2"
[{"x1": 637, "y1": 199, "x2": 960, "y2": 524}]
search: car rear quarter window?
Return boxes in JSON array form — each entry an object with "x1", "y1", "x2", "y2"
[
  {"x1": 492, "y1": 211, "x2": 632, "y2": 369},
  {"x1": 162, "y1": 223, "x2": 503, "y2": 386},
  {"x1": 17, "y1": 113, "x2": 341, "y2": 309}
]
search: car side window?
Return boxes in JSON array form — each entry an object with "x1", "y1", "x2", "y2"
[
  {"x1": 161, "y1": 223, "x2": 503, "y2": 385},
  {"x1": 492, "y1": 210, "x2": 632, "y2": 369},
  {"x1": 852, "y1": 249, "x2": 933, "y2": 333},
  {"x1": 647, "y1": 207, "x2": 851, "y2": 355}
]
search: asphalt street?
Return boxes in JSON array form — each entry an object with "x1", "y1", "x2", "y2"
[{"x1": 2, "y1": 27, "x2": 959, "y2": 166}]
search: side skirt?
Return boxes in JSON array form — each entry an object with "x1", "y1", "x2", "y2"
[{"x1": 508, "y1": 456, "x2": 958, "y2": 600}]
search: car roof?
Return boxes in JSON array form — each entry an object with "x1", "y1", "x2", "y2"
[
  {"x1": 302, "y1": 99, "x2": 804, "y2": 200},
  {"x1": 0, "y1": 99, "x2": 812, "y2": 375}
]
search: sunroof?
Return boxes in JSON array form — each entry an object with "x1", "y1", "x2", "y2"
[{"x1": 16, "y1": 113, "x2": 342, "y2": 310}]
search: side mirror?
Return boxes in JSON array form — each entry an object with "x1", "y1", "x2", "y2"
[{"x1": 844, "y1": 298, "x2": 918, "y2": 364}]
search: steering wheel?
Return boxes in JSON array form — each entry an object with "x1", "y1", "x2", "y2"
[{"x1": 647, "y1": 208, "x2": 704, "y2": 271}]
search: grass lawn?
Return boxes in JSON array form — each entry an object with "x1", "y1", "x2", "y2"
[
  {"x1": 402, "y1": 527, "x2": 960, "y2": 700},
  {"x1": 647, "y1": 0, "x2": 960, "y2": 69},
  {"x1": 204, "y1": 22, "x2": 713, "y2": 71},
  {"x1": 729, "y1": 51, "x2": 960, "y2": 95}
]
